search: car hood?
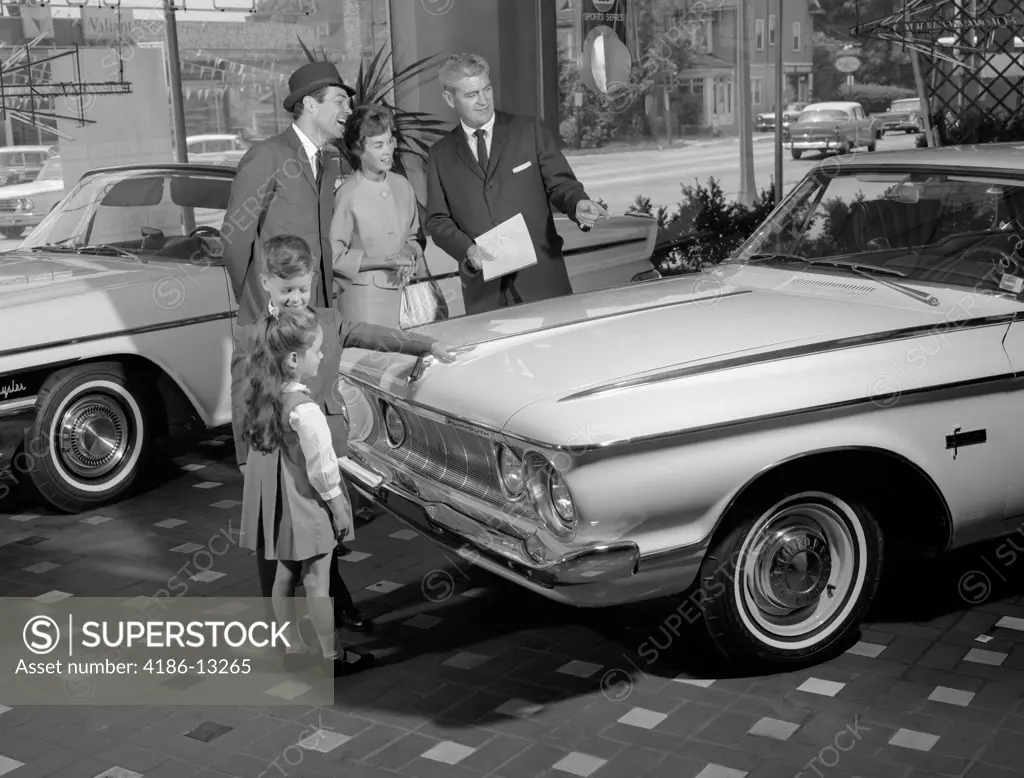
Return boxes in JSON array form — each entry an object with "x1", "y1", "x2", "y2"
[
  {"x1": 0, "y1": 250, "x2": 163, "y2": 308},
  {"x1": 340, "y1": 264, "x2": 988, "y2": 435},
  {"x1": 0, "y1": 178, "x2": 64, "y2": 197}
]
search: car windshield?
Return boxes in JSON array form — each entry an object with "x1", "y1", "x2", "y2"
[
  {"x1": 891, "y1": 99, "x2": 919, "y2": 110},
  {"x1": 798, "y1": 109, "x2": 850, "y2": 122},
  {"x1": 35, "y1": 158, "x2": 61, "y2": 181},
  {"x1": 21, "y1": 169, "x2": 231, "y2": 262},
  {"x1": 727, "y1": 167, "x2": 1024, "y2": 295}
]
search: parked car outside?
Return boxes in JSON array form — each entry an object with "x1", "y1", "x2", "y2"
[
  {"x1": 785, "y1": 101, "x2": 883, "y2": 159},
  {"x1": 338, "y1": 142, "x2": 1024, "y2": 670},
  {"x1": 186, "y1": 133, "x2": 251, "y2": 166},
  {"x1": 0, "y1": 163, "x2": 658, "y2": 512},
  {"x1": 875, "y1": 97, "x2": 925, "y2": 134},
  {"x1": 755, "y1": 102, "x2": 808, "y2": 132},
  {"x1": 0, "y1": 144, "x2": 57, "y2": 188},
  {"x1": 0, "y1": 156, "x2": 65, "y2": 240}
]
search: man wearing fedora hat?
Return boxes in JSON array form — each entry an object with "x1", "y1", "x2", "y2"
[
  {"x1": 223, "y1": 61, "x2": 354, "y2": 325},
  {"x1": 224, "y1": 61, "x2": 377, "y2": 637}
]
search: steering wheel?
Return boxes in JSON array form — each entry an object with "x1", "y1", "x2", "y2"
[
  {"x1": 958, "y1": 243, "x2": 1020, "y2": 275},
  {"x1": 188, "y1": 225, "x2": 221, "y2": 239}
]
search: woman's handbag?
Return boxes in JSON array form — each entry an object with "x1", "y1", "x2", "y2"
[{"x1": 399, "y1": 252, "x2": 449, "y2": 329}]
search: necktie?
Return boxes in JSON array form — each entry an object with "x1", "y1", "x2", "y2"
[
  {"x1": 314, "y1": 149, "x2": 324, "y2": 189},
  {"x1": 474, "y1": 128, "x2": 488, "y2": 175}
]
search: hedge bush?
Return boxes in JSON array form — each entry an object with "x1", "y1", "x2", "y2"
[
  {"x1": 626, "y1": 177, "x2": 776, "y2": 275},
  {"x1": 837, "y1": 83, "x2": 917, "y2": 114},
  {"x1": 916, "y1": 108, "x2": 1024, "y2": 147}
]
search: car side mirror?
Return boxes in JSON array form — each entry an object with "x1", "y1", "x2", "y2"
[{"x1": 631, "y1": 268, "x2": 661, "y2": 283}]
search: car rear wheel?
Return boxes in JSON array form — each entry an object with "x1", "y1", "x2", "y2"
[
  {"x1": 26, "y1": 363, "x2": 151, "y2": 513},
  {"x1": 2, "y1": 227, "x2": 24, "y2": 239},
  {"x1": 791, "y1": 149, "x2": 803, "y2": 160},
  {"x1": 698, "y1": 487, "x2": 882, "y2": 669}
]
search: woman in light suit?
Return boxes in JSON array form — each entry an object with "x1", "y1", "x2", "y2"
[
  {"x1": 331, "y1": 104, "x2": 421, "y2": 328},
  {"x1": 331, "y1": 104, "x2": 422, "y2": 523}
]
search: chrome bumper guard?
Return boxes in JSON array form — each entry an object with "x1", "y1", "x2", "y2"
[{"x1": 339, "y1": 455, "x2": 641, "y2": 591}]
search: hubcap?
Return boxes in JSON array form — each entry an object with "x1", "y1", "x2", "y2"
[
  {"x1": 58, "y1": 394, "x2": 131, "y2": 479},
  {"x1": 738, "y1": 496, "x2": 859, "y2": 642},
  {"x1": 755, "y1": 525, "x2": 833, "y2": 614}
]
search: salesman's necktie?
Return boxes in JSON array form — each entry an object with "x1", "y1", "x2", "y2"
[
  {"x1": 474, "y1": 128, "x2": 488, "y2": 175},
  {"x1": 314, "y1": 149, "x2": 324, "y2": 190}
]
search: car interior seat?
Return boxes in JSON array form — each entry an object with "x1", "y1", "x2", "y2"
[{"x1": 849, "y1": 199, "x2": 944, "y2": 251}]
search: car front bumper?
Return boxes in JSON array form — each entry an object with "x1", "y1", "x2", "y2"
[
  {"x1": 0, "y1": 212, "x2": 42, "y2": 228},
  {"x1": 339, "y1": 452, "x2": 645, "y2": 607}
]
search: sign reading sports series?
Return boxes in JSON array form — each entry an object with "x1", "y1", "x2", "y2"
[{"x1": 579, "y1": 0, "x2": 633, "y2": 96}]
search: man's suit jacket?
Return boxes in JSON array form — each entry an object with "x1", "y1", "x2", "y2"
[
  {"x1": 221, "y1": 126, "x2": 339, "y2": 325},
  {"x1": 425, "y1": 111, "x2": 589, "y2": 315}
]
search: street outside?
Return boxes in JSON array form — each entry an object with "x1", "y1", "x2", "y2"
[
  {"x1": 0, "y1": 429, "x2": 1022, "y2": 778},
  {"x1": 565, "y1": 132, "x2": 921, "y2": 217},
  {"x1": 0, "y1": 132, "x2": 922, "y2": 257}
]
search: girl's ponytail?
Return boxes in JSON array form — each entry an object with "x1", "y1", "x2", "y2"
[{"x1": 241, "y1": 307, "x2": 319, "y2": 454}]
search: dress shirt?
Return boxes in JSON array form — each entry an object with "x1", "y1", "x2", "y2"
[
  {"x1": 460, "y1": 112, "x2": 496, "y2": 163},
  {"x1": 284, "y1": 381, "x2": 343, "y2": 502},
  {"x1": 291, "y1": 123, "x2": 321, "y2": 177}
]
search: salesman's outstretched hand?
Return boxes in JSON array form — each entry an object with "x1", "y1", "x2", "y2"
[{"x1": 576, "y1": 199, "x2": 609, "y2": 230}]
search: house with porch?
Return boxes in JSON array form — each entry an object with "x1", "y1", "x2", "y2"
[{"x1": 557, "y1": 0, "x2": 821, "y2": 133}]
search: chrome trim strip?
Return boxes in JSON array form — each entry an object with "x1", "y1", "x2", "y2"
[
  {"x1": 0, "y1": 311, "x2": 237, "y2": 360},
  {"x1": 560, "y1": 314, "x2": 1016, "y2": 403},
  {"x1": 0, "y1": 395, "x2": 35, "y2": 416},
  {"x1": 576, "y1": 371, "x2": 1019, "y2": 451}
]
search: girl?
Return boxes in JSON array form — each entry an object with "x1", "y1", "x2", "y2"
[{"x1": 241, "y1": 306, "x2": 363, "y2": 675}]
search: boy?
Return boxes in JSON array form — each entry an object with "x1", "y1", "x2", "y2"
[{"x1": 232, "y1": 234, "x2": 461, "y2": 637}]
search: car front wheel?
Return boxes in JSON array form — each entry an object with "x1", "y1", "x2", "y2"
[
  {"x1": 698, "y1": 487, "x2": 882, "y2": 669},
  {"x1": 26, "y1": 363, "x2": 151, "y2": 513}
]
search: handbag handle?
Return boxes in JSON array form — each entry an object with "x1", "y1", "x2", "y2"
[{"x1": 400, "y1": 243, "x2": 435, "y2": 288}]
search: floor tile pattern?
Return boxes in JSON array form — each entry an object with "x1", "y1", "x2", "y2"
[{"x1": 1, "y1": 431, "x2": 1024, "y2": 777}]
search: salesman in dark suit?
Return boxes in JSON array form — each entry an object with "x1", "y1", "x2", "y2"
[
  {"x1": 425, "y1": 53, "x2": 607, "y2": 315},
  {"x1": 221, "y1": 61, "x2": 374, "y2": 634}
]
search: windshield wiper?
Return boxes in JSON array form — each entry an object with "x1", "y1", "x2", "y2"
[
  {"x1": 28, "y1": 244, "x2": 79, "y2": 253},
  {"x1": 78, "y1": 244, "x2": 142, "y2": 260},
  {"x1": 809, "y1": 259, "x2": 939, "y2": 306},
  {"x1": 745, "y1": 252, "x2": 939, "y2": 306},
  {"x1": 744, "y1": 252, "x2": 815, "y2": 264}
]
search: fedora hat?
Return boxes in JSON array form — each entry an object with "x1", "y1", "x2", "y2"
[{"x1": 283, "y1": 61, "x2": 355, "y2": 112}]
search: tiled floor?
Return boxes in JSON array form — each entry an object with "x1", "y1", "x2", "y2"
[{"x1": 2, "y1": 430, "x2": 1024, "y2": 777}]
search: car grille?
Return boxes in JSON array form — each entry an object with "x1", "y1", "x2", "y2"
[
  {"x1": 361, "y1": 395, "x2": 505, "y2": 503},
  {"x1": 0, "y1": 200, "x2": 20, "y2": 213}
]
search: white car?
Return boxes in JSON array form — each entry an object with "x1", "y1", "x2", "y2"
[
  {"x1": 186, "y1": 134, "x2": 250, "y2": 167},
  {"x1": 0, "y1": 156, "x2": 65, "y2": 240},
  {"x1": 340, "y1": 142, "x2": 1024, "y2": 669}
]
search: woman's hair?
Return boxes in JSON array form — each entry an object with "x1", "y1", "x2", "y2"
[
  {"x1": 438, "y1": 53, "x2": 489, "y2": 95},
  {"x1": 242, "y1": 306, "x2": 320, "y2": 455},
  {"x1": 262, "y1": 234, "x2": 314, "y2": 279},
  {"x1": 342, "y1": 104, "x2": 396, "y2": 168}
]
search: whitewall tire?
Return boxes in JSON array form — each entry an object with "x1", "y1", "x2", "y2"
[
  {"x1": 26, "y1": 363, "x2": 151, "y2": 513},
  {"x1": 699, "y1": 487, "x2": 882, "y2": 668}
]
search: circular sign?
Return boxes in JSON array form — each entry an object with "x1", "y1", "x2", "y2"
[
  {"x1": 579, "y1": 26, "x2": 633, "y2": 96},
  {"x1": 834, "y1": 55, "x2": 861, "y2": 74},
  {"x1": 592, "y1": 0, "x2": 616, "y2": 11}
]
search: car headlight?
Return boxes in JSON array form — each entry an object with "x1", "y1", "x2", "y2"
[
  {"x1": 17, "y1": 198, "x2": 33, "y2": 211},
  {"x1": 523, "y1": 452, "x2": 576, "y2": 539},
  {"x1": 382, "y1": 402, "x2": 405, "y2": 448},
  {"x1": 496, "y1": 444, "x2": 524, "y2": 498}
]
